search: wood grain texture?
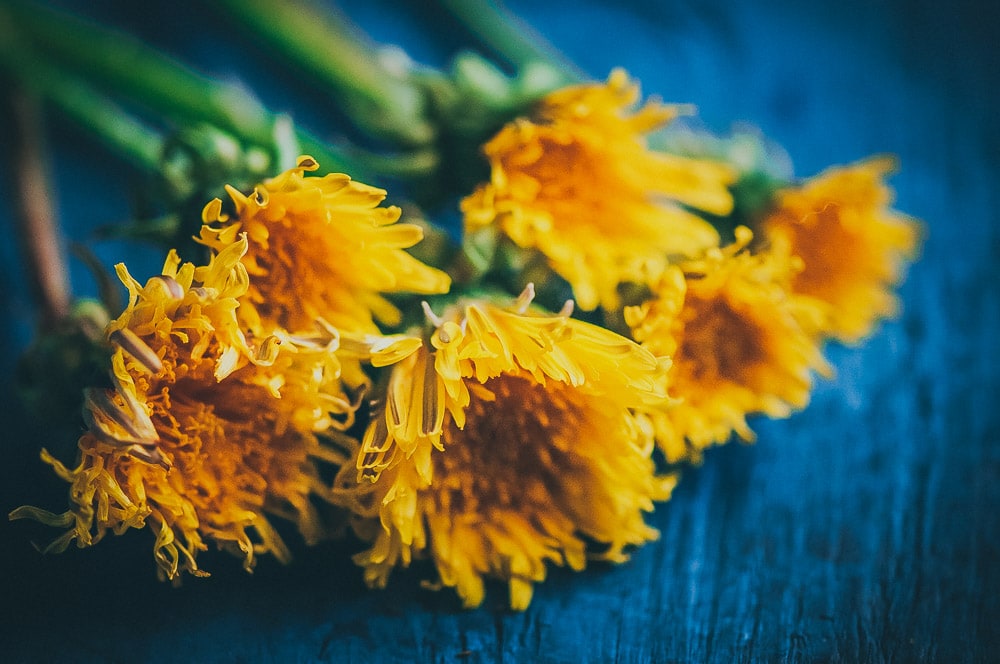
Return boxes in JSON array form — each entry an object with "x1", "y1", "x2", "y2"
[{"x1": 1, "y1": 1, "x2": 997, "y2": 662}]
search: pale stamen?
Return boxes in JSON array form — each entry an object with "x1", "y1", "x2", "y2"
[
  {"x1": 126, "y1": 443, "x2": 171, "y2": 470},
  {"x1": 110, "y1": 328, "x2": 163, "y2": 374},
  {"x1": 421, "y1": 300, "x2": 444, "y2": 327},
  {"x1": 83, "y1": 387, "x2": 159, "y2": 448},
  {"x1": 514, "y1": 283, "x2": 536, "y2": 314}
]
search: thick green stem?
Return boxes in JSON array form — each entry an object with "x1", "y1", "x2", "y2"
[
  {"x1": 0, "y1": 10, "x2": 163, "y2": 170},
  {"x1": 436, "y1": 0, "x2": 583, "y2": 83},
  {"x1": 218, "y1": 0, "x2": 434, "y2": 147},
  {"x1": 7, "y1": 2, "x2": 272, "y2": 142},
  {"x1": 6, "y1": 0, "x2": 364, "y2": 176}
]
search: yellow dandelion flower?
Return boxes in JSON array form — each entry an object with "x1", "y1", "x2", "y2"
[
  {"x1": 10, "y1": 239, "x2": 356, "y2": 580},
  {"x1": 198, "y1": 156, "x2": 451, "y2": 336},
  {"x1": 462, "y1": 69, "x2": 736, "y2": 311},
  {"x1": 759, "y1": 157, "x2": 922, "y2": 343},
  {"x1": 626, "y1": 228, "x2": 831, "y2": 463},
  {"x1": 333, "y1": 286, "x2": 674, "y2": 610}
]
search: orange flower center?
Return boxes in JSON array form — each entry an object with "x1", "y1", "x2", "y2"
[
  {"x1": 432, "y1": 373, "x2": 585, "y2": 517},
  {"x1": 139, "y1": 358, "x2": 318, "y2": 541},
  {"x1": 783, "y1": 206, "x2": 852, "y2": 303},
  {"x1": 243, "y1": 211, "x2": 338, "y2": 332},
  {"x1": 677, "y1": 296, "x2": 767, "y2": 386}
]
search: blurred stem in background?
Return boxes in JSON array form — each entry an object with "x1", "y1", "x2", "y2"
[
  {"x1": 2, "y1": 0, "x2": 363, "y2": 175},
  {"x1": 0, "y1": 13, "x2": 269, "y2": 247},
  {"x1": 435, "y1": 0, "x2": 583, "y2": 82},
  {"x1": 216, "y1": 0, "x2": 435, "y2": 148},
  {"x1": 10, "y1": 91, "x2": 70, "y2": 328},
  {"x1": 0, "y1": 8, "x2": 163, "y2": 173},
  {"x1": 5, "y1": 86, "x2": 113, "y2": 435}
]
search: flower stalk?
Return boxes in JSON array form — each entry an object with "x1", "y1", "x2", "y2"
[
  {"x1": 217, "y1": 0, "x2": 434, "y2": 147},
  {"x1": 0, "y1": 8, "x2": 162, "y2": 171},
  {"x1": 6, "y1": 85, "x2": 115, "y2": 434},
  {"x1": 10, "y1": 91, "x2": 70, "y2": 327},
  {"x1": 436, "y1": 0, "x2": 583, "y2": 82},
  {"x1": 4, "y1": 0, "x2": 365, "y2": 177}
]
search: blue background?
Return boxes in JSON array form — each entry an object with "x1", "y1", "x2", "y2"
[{"x1": 1, "y1": 1, "x2": 998, "y2": 661}]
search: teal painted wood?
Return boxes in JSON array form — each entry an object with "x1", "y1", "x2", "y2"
[{"x1": 1, "y1": 1, "x2": 997, "y2": 662}]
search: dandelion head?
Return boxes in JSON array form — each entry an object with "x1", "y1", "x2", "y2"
[
  {"x1": 199, "y1": 156, "x2": 451, "y2": 336},
  {"x1": 334, "y1": 288, "x2": 674, "y2": 609},
  {"x1": 462, "y1": 69, "x2": 735, "y2": 311},
  {"x1": 759, "y1": 157, "x2": 921, "y2": 343},
  {"x1": 627, "y1": 229, "x2": 830, "y2": 463},
  {"x1": 11, "y1": 242, "x2": 354, "y2": 580}
]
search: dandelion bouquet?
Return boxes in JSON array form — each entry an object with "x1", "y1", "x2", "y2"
[{"x1": 4, "y1": 0, "x2": 920, "y2": 610}]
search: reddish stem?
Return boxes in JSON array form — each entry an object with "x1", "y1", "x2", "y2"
[{"x1": 12, "y1": 90, "x2": 70, "y2": 327}]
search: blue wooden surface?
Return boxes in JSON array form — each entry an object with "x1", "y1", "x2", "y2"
[{"x1": 2, "y1": 1, "x2": 998, "y2": 661}]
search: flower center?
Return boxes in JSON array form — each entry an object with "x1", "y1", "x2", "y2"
[
  {"x1": 787, "y1": 207, "x2": 853, "y2": 301},
  {"x1": 140, "y1": 362, "x2": 319, "y2": 535},
  {"x1": 678, "y1": 296, "x2": 766, "y2": 385},
  {"x1": 432, "y1": 373, "x2": 585, "y2": 518}
]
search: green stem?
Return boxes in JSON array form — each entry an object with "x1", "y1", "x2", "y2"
[
  {"x1": 7, "y1": 2, "x2": 272, "y2": 142},
  {"x1": 6, "y1": 0, "x2": 364, "y2": 177},
  {"x1": 0, "y1": 10, "x2": 163, "y2": 170},
  {"x1": 436, "y1": 0, "x2": 583, "y2": 83},
  {"x1": 217, "y1": 0, "x2": 434, "y2": 147}
]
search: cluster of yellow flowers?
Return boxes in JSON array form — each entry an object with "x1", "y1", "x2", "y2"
[{"x1": 12, "y1": 71, "x2": 920, "y2": 609}]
